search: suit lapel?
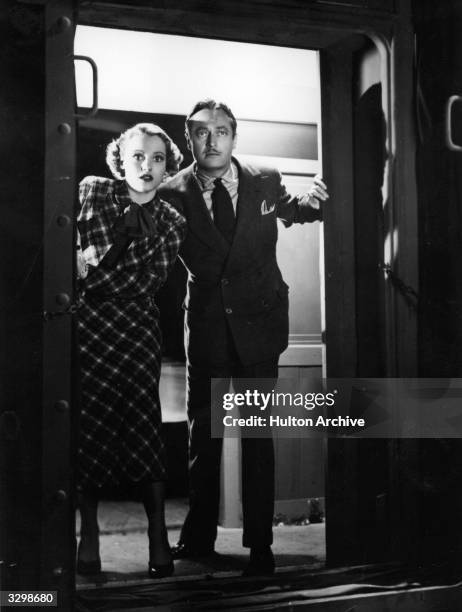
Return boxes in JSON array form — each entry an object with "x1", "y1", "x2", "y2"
[
  {"x1": 183, "y1": 168, "x2": 230, "y2": 255},
  {"x1": 225, "y1": 161, "x2": 262, "y2": 270}
]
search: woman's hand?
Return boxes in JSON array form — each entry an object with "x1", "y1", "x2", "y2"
[
  {"x1": 76, "y1": 230, "x2": 88, "y2": 279},
  {"x1": 77, "y1": 247, "x2": 89, "y2": 279}
]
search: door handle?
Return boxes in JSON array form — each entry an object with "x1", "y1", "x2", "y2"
[
  {"x1": 74, "y1": 54, "x2": 98, "y2": 120},
  {"x1": 445, "y1": 95, "x2": 462, "y2": 151}
]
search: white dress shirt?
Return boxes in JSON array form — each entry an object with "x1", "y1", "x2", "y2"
[{"x1": 195, "y1": 162, "x2": 239, "y2": 220}]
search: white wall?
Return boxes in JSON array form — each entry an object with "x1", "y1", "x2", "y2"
[{"x1": 74, "y1": 26, "x2": 320, "y2": 124}]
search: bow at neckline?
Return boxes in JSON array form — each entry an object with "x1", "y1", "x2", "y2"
[{"x1": 114, "y1": 200, "x2": 157, "y2": 239}]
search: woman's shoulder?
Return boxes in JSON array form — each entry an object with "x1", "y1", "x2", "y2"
[
  {"x1": 79, "y1": 175, "x2": 116, "y2": 198},
  {"x1": 78, "y1": 177, "x2": 118, "y2": 221}
]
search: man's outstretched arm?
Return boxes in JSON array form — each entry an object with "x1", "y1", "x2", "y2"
[{"x1": 277, "y1": 173, "x2": 329, "y2": 226}]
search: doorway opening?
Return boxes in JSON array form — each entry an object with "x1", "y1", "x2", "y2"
[{"x1": 74, "y1": 25, "x2": 327, "y2": 584}]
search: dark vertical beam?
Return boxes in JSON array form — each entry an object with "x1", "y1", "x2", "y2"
[
  {"x1": 384, "y1": 0, "x2": 420, "y2": 568},
  {"x1": 41, "y1": 1, "x2": 77, "y2": 607},
  {"x1": 390, "y1": 0, "x2": 418, "y2": 376},
  {"x1": 1, "y1": 1, "x2": 76, "y2": 603},
  {"x1": 406, "y1": 0, "x2": 462, "y2": 567},
  {"x1": 415, "y1": 0, "x2": 462, "y2": 376},
  {"x1": 320, "y1": 45, "x2": 357, "y2": 379},
  {"x1": 322, "y1": 14, "x2": 418, "y2": 565},
  {"x1": 320, "y1": 43, "x2": 361, "y2": 567},
  {"x1": 353, "y1": 44, "x2": 387, "y2": 377},
  {"x1": 0, "y1": 0, "x2": 46, "y2": 592}
]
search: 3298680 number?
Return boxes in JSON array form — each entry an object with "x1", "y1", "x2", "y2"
[{"x1": 1, "y1": 591, "x2": 57, "y2": 607}]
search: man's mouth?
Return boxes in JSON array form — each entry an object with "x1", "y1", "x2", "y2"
[{"x1": 205, "y1": 150, "x2": 220, "y2": 156}]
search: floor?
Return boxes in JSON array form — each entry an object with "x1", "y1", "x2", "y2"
[
  {"x1": 75, "y1": 506, "x2": 459, "y2": 612},
  {"x1": 76, "y1": 498, "x2": 326, "y2": 588}
]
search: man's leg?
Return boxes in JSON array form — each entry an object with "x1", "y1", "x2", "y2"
[
  {"x1": 241, "y1": 436, "x2": 275, "y2": 548},
  {"x1": 174, "y1": 364, "x2": 229, "y2": 555},
  {"x1": 234, "y1": 357, "x2": 278, "y2": 574}
]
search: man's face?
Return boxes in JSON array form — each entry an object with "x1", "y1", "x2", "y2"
[{"x1": 187, "y1": 108, "x2": 237, "y2": 175}]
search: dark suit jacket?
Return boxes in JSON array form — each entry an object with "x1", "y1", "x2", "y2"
[{"x1": 159, "y1": 158, "x2": 321, "y2": 367}]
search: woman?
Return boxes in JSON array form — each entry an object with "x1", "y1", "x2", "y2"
[{"x1": 76, "y1": 123, "x2": 186, "y2": 579}]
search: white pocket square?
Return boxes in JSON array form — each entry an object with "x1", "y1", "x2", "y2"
[{"x1": 261, "y1": 200, "x2": 275, "y2": 215}]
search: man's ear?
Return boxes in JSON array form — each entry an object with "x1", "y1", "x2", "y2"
[
  {"x1": 185, "y1": 131, "x2": 192, "y2": 152},
  {"x1": 232, "y1": 133, "x2": 238, "y2": 150}
]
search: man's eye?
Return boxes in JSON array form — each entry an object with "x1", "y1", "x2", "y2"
[
  {"x1": 196, "y1": 129, "x2": 208, "y2": 138},
  {"x1": 217, "y1": 129, "x2": 228, "y2": 136}
]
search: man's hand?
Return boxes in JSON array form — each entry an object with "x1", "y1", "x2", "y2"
[{"x1": 302, "y1": 174, "x2": 329, "y2": 209}]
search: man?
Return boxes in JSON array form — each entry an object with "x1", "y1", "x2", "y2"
[{"x1": 159, "y1": 99, "x2": 328, "y2": 576}]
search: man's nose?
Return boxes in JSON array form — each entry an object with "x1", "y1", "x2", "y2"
[{"x1": 206, "y1": 132, "x2": 217, "y2": 147}]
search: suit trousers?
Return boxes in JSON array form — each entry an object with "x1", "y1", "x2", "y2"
[{"x1": 180, "y1": 330, "x2": 278, "y2": 550}]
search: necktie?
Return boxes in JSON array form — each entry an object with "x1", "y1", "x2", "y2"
[{"x1": 211, "y1": 178, "x2": 235, "y2": 244}]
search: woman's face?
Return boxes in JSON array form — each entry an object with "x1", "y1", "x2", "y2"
[{"x1": 120, "y1": 133, "x2": 167, "y2": 200}]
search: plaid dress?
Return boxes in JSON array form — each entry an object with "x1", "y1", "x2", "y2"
[{"x1": 77, "y1": 176, "x2": 186, "y2": 490}]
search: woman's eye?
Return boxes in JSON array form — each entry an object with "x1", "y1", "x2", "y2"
[
  {"x1": 133, "y1": 153, "x2": 143, "y2": 161},
  {"x1": 153, "y1": 155, "x2": 165, "y2": 163}
]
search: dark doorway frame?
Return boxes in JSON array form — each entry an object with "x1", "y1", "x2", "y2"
[{"x1": 25, "y1": 0, "x2": 419, "y2": 607}]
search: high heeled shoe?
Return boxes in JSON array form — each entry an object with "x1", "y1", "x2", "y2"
[{"x1": 147, "y1": 560, "x2": 174, "y2": 579}]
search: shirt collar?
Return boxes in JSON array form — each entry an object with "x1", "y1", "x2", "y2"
[{"x1": 195, "y1": 161, "x2": 238, "y2": 191}]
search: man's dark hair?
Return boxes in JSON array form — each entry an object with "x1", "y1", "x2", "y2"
[{"x1": 185, "y1": 99, "x2": 238, "y2": 137}]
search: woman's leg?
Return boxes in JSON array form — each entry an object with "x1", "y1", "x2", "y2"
[
  {"x1": 141, "y1": 481, "x2": 171, "y2": 566},
  {"x1": 77, "y1": 490, "x2": 100, "y2": 563}
]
